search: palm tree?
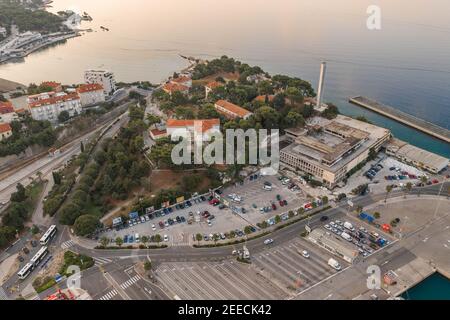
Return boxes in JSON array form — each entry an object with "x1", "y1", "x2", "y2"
[
  {"x1": 213, "y1": 234, "x2": 219, "y2": 245},
  {"x1": 418, "y1": 176, "x2": 428, "y2": 197},
  {"x1": 385, "y1": 185, "x2": 393, "y2": 203},
  {"x1": 195, "y1": 233, "x2": 203, "y2": 245},
  {"x1": 154, "y1": 234, "x2": 162, "y2": 245},
  {"x1": 405, "y1": 182, "x2": 413, "y2": 198},
  {"x1": 100, "y1": 236, "x2": 109, "y2": 248},
  {"x1": 36, "y1": 171, "x2": 43, "y2": 183},
  {"x1": 141, "y1": 235, "x2": 149, "y2": 248}
]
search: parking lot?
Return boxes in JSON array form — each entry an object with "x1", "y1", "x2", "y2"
[
  {"x1": 222, "y1": 174, "x2": 309, "y2": 225},
  {"x1": 102, "y1": 173, "x2": 312, "y2": 246},
  {"x1": 316, "y1": 214, "x2": 396, "y2": 259},
  {"x1": 154, "y1": 237, "x2": 346, "y2": 299}
]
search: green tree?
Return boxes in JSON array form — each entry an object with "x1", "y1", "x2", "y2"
[
  {"x1": 99, "y1": 236, "x2": 109, "y2": 248},
  {"x1": 244, "y1": 226, "x2": 252, "y2": 235},
  {"x1": 373, "y1": 212, "x2": 381, "y2": 219},
  {"x1": 385, "y1": 185, "x2": 393, "y2": 203},
  {"x1": 275, "y1": 215, "x2": 282, "y2": 224},
  {"x1": 321, "y1": 196, "x2": 329, "y2": 205},
  {"x1": 10, "y1": 183, "x2": 27, "y2": 202},
  {"x1": 404, "y1": 182, "x2": 413, "y2": 198},
  {"x1": 154, "y1": 234, "x2": 162, "y2": 245},
  {"x1": 141, "y1": 235, "x2": 149, "y2": 248},
  {"x1": 73, "y1": 214, "x2": 100, "y2": 236},
  {"x1": 115, "y1": 237, "x2": 124, "y2": 247},
  {"x1": 195, "y1": 233, "x2": 203, "y2": 245},
  {"x1": 144, "y1": 261, "x2": 152, "y2": 271},
  {"x1": 31, "y1": 225, "x2": 40, "y2": 235},
  {"x1": 80, "y1": 141, "x2": 85, "y2": 153},
  {"x1": 58, "y1": 111, "x2": 70, "y2": 123},
  {"x1": 52, "y1": 171, "x2": 62, "y2": 185}
]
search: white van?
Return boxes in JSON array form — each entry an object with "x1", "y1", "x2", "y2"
[
  {"x1": 328, "y1": 258, "x2": 341, "y2": 271},
  {"x1": 263, "y1": 185, "x2": 272, "y2": 191},
  {"x1": 344, "y1": 222, "x2": 355, "y2": 232},
  {"x1": 135, "y1": 233, "x2": 140, "y2": 243},
  {"x1": 341, "y1": 232, "x2": 352, "y2": 242}
]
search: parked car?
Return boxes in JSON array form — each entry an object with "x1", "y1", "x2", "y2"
[
  {"x1": 164, "y1": 235, "x2": 169, "y2": 242},
  {"x1": 320, "y1": 216, "x2": 329, "y2": 222},
  {"x1": 264, "y1": 239, "x2": 274, "y2": 245},
  {"x1": 152, "y1": 224, "x2": 156, "y2": 231},
  {"x1": 301, "y1": 250, "x2": 310, "y2": 258}
]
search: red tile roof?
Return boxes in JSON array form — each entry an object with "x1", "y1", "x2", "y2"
[
  {"x1": 41, "y1": 81, "x2": 61, "y2": 89},
  {"x1": 163, "y1": 82, "x2": 189, "y2": 93},
  {"x1": 254, "y1": 95, "x2": 275, "y2": 103},
  {"x1": 0, "y1": 123, "x2": 12, "y2": 134},
  {"x1": 205, "y1": 81, "x2": 223, "y2": 90},
  {"x1": 0, "y1": 101, "x2": 15, "y2": 114},
  {"x1": 215, "y1": 100, "x2": 252, "y2": 118},
  {"x1": 77, "y1": 83, "x2": 104, "y2": 93},
  {"x1": 170, "y1": 76, "x2": 191, "y2": 84},
  {"x1": 167, "y1": 119, "x2": 220, "y2": 133},
  {"x1": 150, "y1": 128, "x2": 167, "y2": 137},
  {"x1": 28, "y1": 93, "x2": 80, "y2": 109}
]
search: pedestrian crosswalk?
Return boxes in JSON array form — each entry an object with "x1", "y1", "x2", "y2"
[
  {"x1": 0, "y1": 287, "x2": 8, "y2": 300},
  {"x1": 120, "y1": 275, "x2": 141, "y2": 290},
  {"x1": 93, "y1": 257, "x2": 113, "y2": 266},
  {"x1": 99, "y1": 289, "x2": 118, "y2": 300},
  {"x1": 61, "y1": 240, "x2": 75, "y2": 250}
]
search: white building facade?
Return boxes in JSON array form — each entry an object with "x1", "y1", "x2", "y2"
[
  {"x1": 77, "y1": 83, "x2": 106, "y2": 107},
  {"x1": 28, "y1": 92, "x2": 82, "y2": 122},
  {"x1": 84, "y1": 70, "x2": 116, "y2": 96}
]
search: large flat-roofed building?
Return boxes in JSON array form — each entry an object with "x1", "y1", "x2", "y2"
[
  {"x1": 308, "y1": 228, "x2": 359, "y2": 263},
  {"x1": 386, "y1": 138, "x2": 449, "y2": 174},
  {"x1": 281, "y1": 115, "x2": 391, "y2": 188}
]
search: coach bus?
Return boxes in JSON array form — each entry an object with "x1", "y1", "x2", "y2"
[
  {"x1": 30, "y1": 246, "x2": 49, "y2": 268},
  {"x1": 40, "y1": 225, "x2": 57, "y2": 245},
  {"x1": 17, "y1": 263, "x2": 34, "y2": 280}
]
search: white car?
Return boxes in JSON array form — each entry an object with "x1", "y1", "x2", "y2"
[
  {"x1": 301, "y1": 250, "x2": 310, "y2": 258},
  {"x1": 164, "y1": 234, "x2": 169, "y2": 242},
  {"x1": 151, "y1": 224, "x2": 156, "y2": 231},
  {"x1": 330, "y1": 221, "x2": 336, "y2": 227},
  {"x1": 264, "y1": 239, "x2": 274, "y2": 245},
  {"x1": 324, "y1": 224, "x2": 331, "y2": 230},
  {"x1": 232, "y1": 250, "x2": 238, "y2": 255},
  {"x1": 207, "y1": 220, "x2": 212, "y2": 227}
]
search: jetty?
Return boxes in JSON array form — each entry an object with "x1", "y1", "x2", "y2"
[{"x1": 349, "y1": 96, "x2": 450, "y2": 143}]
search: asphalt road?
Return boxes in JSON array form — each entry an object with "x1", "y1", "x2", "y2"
[{"x1": 70, "y1": 182, "x2": 449, "y2": 261}]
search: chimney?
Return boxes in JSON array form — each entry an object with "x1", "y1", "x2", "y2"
[{"x1": 316, "y1": 62, "x2": 326, "y2": 109}]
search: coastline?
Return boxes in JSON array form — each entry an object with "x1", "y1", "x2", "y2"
[{"x1": 0, "y1": 78, "x2": 25, "y2": 93}]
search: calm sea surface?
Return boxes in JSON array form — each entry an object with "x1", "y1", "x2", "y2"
[
  {"x1": 0, "y1": 0, "x2": 449, "y2": 157},
  {"x1": 401, "y1": 273, "x2": 450, "y2": 300}
]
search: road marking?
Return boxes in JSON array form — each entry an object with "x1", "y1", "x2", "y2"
[
  {"x1": 93, "y1": 257, "x2": 113, "y2": 266},
  {"x1": 99, "y1": 289, "x2": 118, "y2": 300},
  {"x1": 61, "y1": 240, "x2": 75, "y2": 250},
  {"x1": 120, "y1": 275, "x2": 141, "y2": 290}
]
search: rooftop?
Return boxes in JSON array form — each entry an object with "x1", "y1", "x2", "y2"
[
  {"x1": 0, "y1": 102, "x2": 15, "y2": 114},
  {"x1": 282, "y1": 115, "x2": 391, "y2": 170},
  {"x1": 28, "y1": 92, "x2": 80, "y2": 109},
  {"x1": 163, "y1": 82, "x2": 189, "y2": 93},
  {"x1": 0, "y1": 123, "x2": 12, "y2": 133},
  {"x1": 77, "y1": 83, "x2": 104, "y2": 93},
  {"x1": 41, "y1": 81, "x2": 61, "y2": 88},
  {"x1": 215, "y1": 100, "x2": 252, "y2": 118},
  {"x1": 170, "y1": 76, "x2": 191, "y2": 84},
  {"x1": 166, "y1": 118, "x2": 220, "y2": 133},
  {"x1": 205, "y1": 81, "x2": 223, "y2": 89},
  {"x1": 308, "y1": 228, "x2": 359, "y2": 259},
  {"x1": 386, "y1": 138, "x2": 449, "y2": 170}
]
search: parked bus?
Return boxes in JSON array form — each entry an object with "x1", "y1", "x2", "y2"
[
  {"x1": 30, "y1": 246, "x2": 49, "y2": 268},
  {"x1": 40, "y1": 225, "x2": 57, "y2": 245},
  {"x1": 17, "y1": 263, "x2": 34, "y2": 280}
]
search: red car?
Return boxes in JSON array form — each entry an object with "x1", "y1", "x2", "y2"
[
  {"x1": 271, "y1": 203, "x2": 277, "y2": 210},
  {"x1": 209, "y1": 199, "x2": 220, "y2": 205},
  {"x1": 158, "y1": 221, "x2": 164, "y2": 229},
  {"x1": 279, "y1": 200, "x2": 284, "y2": 207},
  {"x1": 432, "y1": 179, "x2": 439, "y2": 184}
]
